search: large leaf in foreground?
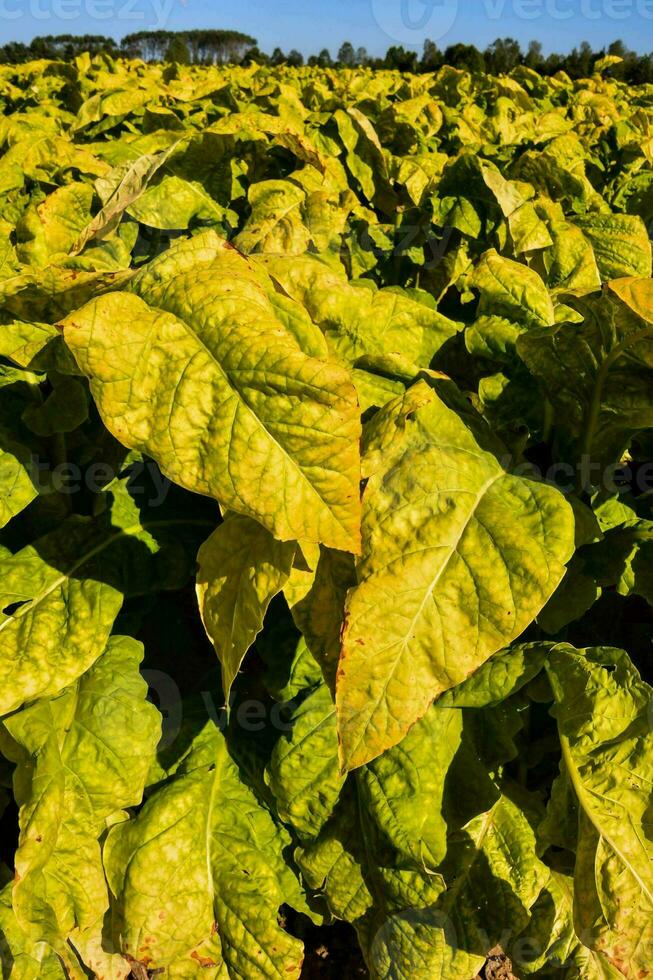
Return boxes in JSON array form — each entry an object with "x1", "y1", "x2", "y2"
[
  {"x1": 547, "y1": 645, "x2": 653, "y2": 978},
  {"x1": 1, "y1": 636, "x2": 159, "y2": 949},
  {"x1": 61, "y1": 236, "x2": 361, "y2": 552},
  {"x1": 103, "y1": 719, "x2": 304, "y2": 978},
  {"x1": 337, "y1": 381, "x2": 574, "y2": 769}
]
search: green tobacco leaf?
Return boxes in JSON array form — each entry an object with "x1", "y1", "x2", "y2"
[
  {"x1": 334, "y1": 108, "x2": 392, "y2": 209},
  {"x1": 358, "y1": 704, "x2": 463, "y2": 871},
  {"x1": 289, "y1": 545, "x2": 356, "y2": 690},
  {"x1": 470, "y1": 250, "x2": 555, "y2": 328},
  {"x1": 103, "y1": 719, "x2": 305, "y2": 977},
  {"x1": 0, "y1": 368, "x2": 40, "y2": 528},
  {"x1": 70, "y1": 140, "x2": 184, "y2": 253},
  {"x1": 513, "y1": 134, "x2": 604, "y2": 213},
  {"x1": 260, "y1": 630, "x2": 324, "y2": 703},
  {"x1": 465, "y1": 315, "x2": 526, "y2": 364},
  {"x1": 0, "y1": 450, "x2": 37, "y2": 531},
  {"x1": 235, "y1": 179, "x2": 310, "y2": 255},
  {"x1": 126, "y1": 175, "x2": 223, "y2": 230},
  {"x1": 0, "y1": 881, "x2": 67, "y2": 979},
  {"x1": 368, "y1": 793, "x2": 549, "y2": 980},
  {"x1": 196, "y1": 513, "x2": 296, "y2": 699},
  {"x1": 368, "y1": 909, "x2": 486, "y2": 980},
  {"x1": 517, "y1": 283, "x2": 653, "y2": 472},
  {"x1": 0, "y1": 266, "x2": 133, "y2": 322},
  {"x1": 537, "y1": 203, "x2": 601, "y2": 295},
  {"x1": 266, "y1": 681, "x2": 345, "y2": 840},
  {"x1": 0, "y1": 481, "x2": 205, "y2": 715},
  {"x1": 1, "y1": 636, "x2": 160, "y2": 949},
  {"x1": 478, "y1": 162, "x2": 552, "y2": 254},
  {"x1": 512, "y1": 869, "x2": 622, "y2": 977},
  {"x1": 337, "y1": 381, "x2": 574, "y2": 769},
  {"x1": 0, "y1": 522, "x2": 123, "y2": 715},
  {"x1": 296, "y1": 788, "x2": 374, "y2": 927},
  {"x1": 22, "y1": 378, "x2": 88, "y2": 437},
  {"x1": 438, "y1": 643, "x2": 550, "y2": 709},
  {"x1": 296, "y1": 781, "x2": 448, "y2": 966},
  {"x1": 257, "y1": 253, "x2": 460, "y2": 367},
  {"x1": 16, "y1": 183, "x2": 94, "y2": 267},
  {"x1": 546, "y1": 645, "x2": 653, "y2": 978},
  {"x1": 537, "y1": 558, "x2": 601, "y2": 634},
  {"x1": 570, "y1": 518, "x2": 653, "y2": 611},
  {"x1": 61, "y1": 236, "x2": 361, "y2": 552},
  {"x1": 573, "y1": 214, "x2": 652, "y2": 280},
  {"x1": 0, "y1": 320, "x2": 78, "y2": 374}
]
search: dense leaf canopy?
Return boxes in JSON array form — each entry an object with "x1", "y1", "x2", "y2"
[{"x1": 0, "y1": 54, "x2": 652, "y2": 979}]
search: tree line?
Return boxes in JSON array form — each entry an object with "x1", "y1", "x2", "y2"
[
  {"x1": 0, "y1": 29, "x2": 255, "y2": 66},
  {"x1": 0, "y1": 30, "x2": 652, "y2": 82}
]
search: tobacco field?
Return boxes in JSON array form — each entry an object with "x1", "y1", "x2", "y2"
[{"x1": 0, "y1": 52, "x2": 652, "y2": 979}]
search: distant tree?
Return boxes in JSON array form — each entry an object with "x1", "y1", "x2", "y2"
[
  {"x1": 121, "y1": 29, "x2": 255, "y2": 64},
  {"x1": 630, "y1": 52, "x2": 653, "y2": 83},
  {"x1": 444, "y1": 43, "x2": 485, "y2": 73},
  {"x1": 270, "y1": 46, "x2": 286, "y2": 65},
  {"x1": 566, "y1": 40, "x2": 594, "y2": 78},
  {"x1": 242, "y1": 45, "x2": 269, "y2": 65},
  {"x1": 355, "y1": 46, "x2": 369, "y2": 66},
  {"x1": 606, "y1": 39, "x2": 632, "y2": 79},
  {"x1": 544, "y1": 52, "x2": 565, "y2": 74},
  {"x1": 28, "y1": 33, "x2": 117, "y2": 60},
  {"x1": 28, "y1": 36, "x2": 54, "y2": 58},
  {"x1": 608, "y1": 38, "x2": 627, "y2": 58},
  {"x1": 287, "y1": 48, "x2": 304, "y2": 66},
  {"x1": 338, "y1": 41, "x2": 356, "y2": 67},
  {"x1": 579, "y1": 40, "x2": 594, "y2": 75},
  {"x1": 317, "y1": 47, "x2": 332, "y2": 67},
  {"x1": 421, "y1": 38, "x2": 441, "y2": 71},
  {"x1": 485, "y1": 36, "x2": 522, "y2": 74},
  {"x1": 0, "y1": 41, "x2": 30, "y2": 63},
  {"x1": 524, "y1": 40, "x2": 543, "y2": 70},
  {"x1": 384, "y1": 45, "x2": 418, "y2": 72},
  {"x1": 164, "y1": 36, "x2": 190, "y2": 64}
]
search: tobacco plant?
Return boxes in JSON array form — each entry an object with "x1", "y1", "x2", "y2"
[{"x1": 0, "y1": 53, "x2": 652, "y2": 979}]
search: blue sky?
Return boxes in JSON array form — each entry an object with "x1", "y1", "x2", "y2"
[{"x1": 4, "y1": 0, "x2": 653, "y2": 55}]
